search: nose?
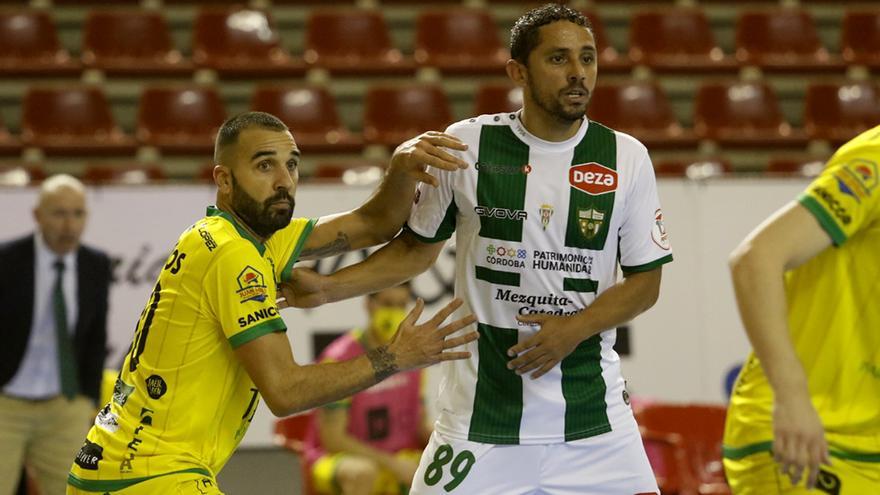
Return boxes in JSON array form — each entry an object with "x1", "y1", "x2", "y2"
[
  {"x1": 275, "y1": 166, "x2": 294, "y2": 191},
  {"x1": 567, "y1": 59, "x2": 587, "y2": 83}
]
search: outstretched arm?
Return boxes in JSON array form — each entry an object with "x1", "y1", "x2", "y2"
[
  {"x1": 729, "y1": 201, "x2": 832, "y2": 489},
  {"x1": 298, "y1": 133, "x2": 467, "y2": 260}
]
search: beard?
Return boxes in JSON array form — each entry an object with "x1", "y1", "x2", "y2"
[
  {"x1": 230, "y1": 174, "x2": 295, "y2": 238},
  {"x1": 528, "y1": 76, "x2": 589, "y2": 124}
]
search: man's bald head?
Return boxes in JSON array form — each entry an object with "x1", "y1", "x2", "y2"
[
  {"x1": 214, "y1": 111, "x2": 289, "y2": 167},
  {"x1": 34, "y1": 174, "x2": 88, "y2": 255}
]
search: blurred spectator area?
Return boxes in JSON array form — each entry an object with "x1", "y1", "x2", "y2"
[{"x1": 0, "y1": 1, "x2": 877, "y2": 182}]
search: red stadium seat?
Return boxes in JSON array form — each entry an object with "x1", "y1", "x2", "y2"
[
  {"x1": 250, "y1": 85, "x2": 362, "y2": 153},
  {"x1": 587, "y1": 82, "x2": 697, "y2": 149},
  {"x1": 82, "y1": 163, "x2": 167, "y2": 185},
  {"x1": 629, "y1": 8, "x2": 737, "y2": 73},
  {"x1": 694, "y1": 81, "x2": 807, "y2": 148},
  {"x1": 804, "y1": 81, "x2": 880, "y2": 145},
  {"x1": 363, "y1": 85, "x2": 453, "y2": 147},
  {"x1": 414, "y1": 9, "x2": 508, "y2": 74},
  {"x1": 735, "y1": 9, "x2": 843, "y2": 72},
  {"x1": 654, "y1": 157, "x2": 732, "y2": 179},
  {"x1": 0, "y1": 164, "x2": 44, "y2": 186},
  {"x1": 0, "y1": 115, "x2": 21, "y2": 157},
  {"x1": 473, "y1": 83, "x2": 522, "y2": 116},
  {"x1": 192, "y1": 7, "x2": 303, "y2": 78},
  {"x1": 636, "y1": 404, "x2": 731, "y2": 495},
  {"x1": 581, "y1": 10, "x2": 631, "y2": 73},
  {"x1": 21, "y1": 86, "x2": 136, "y2": 156},
  {"x1": 274, "y1": 412, "x2": 316, "y2": 495},
  {"x1": 0, "y1": 11, "x2": 80, "y2": 76},
  {"x1": 303, "y1": 10, "x2": 414, "y2": 75},
  {"x1": 765, "y1": 155, "x2": 827, "y2": 177},
  {"x1": 841, "y1": 11, "x2": 880, "y2": 69},
  {"x1": 136, "y1": 86, "x2": 226, "y2": 154},
  {"x1": 81, "y1": 10, "x2": 191, "y2": 76}
]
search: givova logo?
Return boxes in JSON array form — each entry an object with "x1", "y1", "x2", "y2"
[{"x1": 474, "y1": 206, "x2": 528, "y2": 220}]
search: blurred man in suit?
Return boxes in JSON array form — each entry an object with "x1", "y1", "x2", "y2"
[{"x1": 0, "y1": 174, "x2": 111, "y2": 495}]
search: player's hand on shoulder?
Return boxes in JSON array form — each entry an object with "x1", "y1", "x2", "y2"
[
  {"x1": 506, "y1": 314, "x2": 584, "y2": 379},
  {"x1": 772, "y1": 393, "x2": 830, "y2": 490},
  {"x1": 276, "y1": 267, "x2": 330, "y2": 309},
  {"x1": 390, "y1": 131, "x2": 469, "y2": 187},
  {"x1": 389, "y1": 298, "x2": 478, "y2": 370}
]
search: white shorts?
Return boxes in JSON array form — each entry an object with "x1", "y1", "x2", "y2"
[{"x1": 410, "y1": 419, "x2": 659, "y2": 495}]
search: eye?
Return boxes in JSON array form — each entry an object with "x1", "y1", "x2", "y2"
[
  {"x1": 286, "y1": 161, "x2": 297, "y2": 171},
  {"x1": 582, "y1": 54, "x2": 595, "y2": 64},
  {"x1": 258, "y1": 160, "x2": 272, "y2": 171},
  {"x1": 550, "y1": 55, "x2": 565, "y2": 64}
]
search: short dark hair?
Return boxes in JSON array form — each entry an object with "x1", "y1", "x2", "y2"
[
  {"x1": 214, "y1": 111, "x2": 288, "y2": 162},
  {"x1": 510, "y1": 4, "x2": 593, "y2": 65}
]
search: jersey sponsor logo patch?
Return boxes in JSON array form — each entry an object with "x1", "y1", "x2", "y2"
[
  {"x1": 237, "y1": 265, "x2": 268, "y2": 303},
  {"x1": 145, "y1": 375, "x2": 167, "y2": 399},
  {"x1": 815, "y1": 469, "x2": 841, "y2": 495},
  {"x1": 539, "y1": 204, "x2": 554, "y2": 230},
  {"x1": 199, "y1": 228, "x2": 217, "y2": 251},
  {"x1": 112, "y1": 377, "x2": 135, "y2": 407},
  {"x1": 75, "y1": 439, "x2": 103, "y2": 470},
  {"x1": 485, "y1": 244, "x2": 527, "y2": 268},
  {"x1": 813, "y1": 186, "x2": 852, "y2": 225},
  {"x1": 474, "y1": 206, "x2": 528, "y2": 220},
  {"x1": 531, "y1": 250, "x2": 594, "y2": 274},
  {"x1": 577, "y1": 208, "x2": 605, "y2": 239},
  {"x1": 95, "y1": 404, "x2": 120, "y2": 433},
  {"x1": 238, "y1": 306, "x2": 279, "y2": 328},
  {"x1": 652, "y1": 209, "x2": 671, "y2": 250},
  {"x1": 834, "y1": 158, "x2": 878, "y2": 201},
  {"x1": 569, "y1": 163, "x2": 617, "y2": 195},
  {"x1": 475, "y1": 162, "x2": 531, "y2": 175}
]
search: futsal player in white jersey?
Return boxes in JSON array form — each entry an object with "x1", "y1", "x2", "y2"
[{"x1": 283, "y1": 5, "x2": 671, "y2": 493}]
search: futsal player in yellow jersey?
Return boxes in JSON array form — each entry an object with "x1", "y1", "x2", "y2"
[
  {"x1": 725, "y1": 125, "x2": 880, "y2": 494},
  {"x1": 67, "y1": 112, "x2": 479, "y2": 494}
]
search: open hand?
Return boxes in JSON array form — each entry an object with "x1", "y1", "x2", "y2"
[
  {"x1": 276, "y1": 267, "x2": 329, "y2": 309},
  {"x1": 390, "y1": 131, "x2": 469, "y2": 187},
  {"x1": 506, "y1": 313, "x2": 583, "y2": 379},
  {"x1": 772, "y1": 394, "x2": 830, "y2": 489},
  {"x1": 390, "y1": 298, "x2": 478, "y2": 371}
]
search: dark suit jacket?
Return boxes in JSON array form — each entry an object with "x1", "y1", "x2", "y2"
[{"x1": 0, "y1": 234, "x2": 111, "y2": 404}]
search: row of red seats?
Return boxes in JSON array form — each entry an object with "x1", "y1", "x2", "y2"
[
  {"x1": 0, "y1": 155, "x2": 830, "y2": 189},
  {"x1": 1, "y1": 80, "x2": 876, "y2": 158},
  {"x1": 2, "y1": 7, "x2": 879, "y2": 78}
]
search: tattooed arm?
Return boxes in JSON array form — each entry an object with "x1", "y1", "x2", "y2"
[{"x1": 297, "y1": 132, "x2": 467, "y2": 261}]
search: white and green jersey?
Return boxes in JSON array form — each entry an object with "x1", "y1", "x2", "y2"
[{"x1": 407, "y1": 112, "x2": 673, "y2": 445}]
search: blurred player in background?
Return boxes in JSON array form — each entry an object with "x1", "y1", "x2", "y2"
[
  {"x1": 305, "y1": 284, "x2": 431, "y2": 495},
  {"x1": 67, "y1": 112, "x2": 477, "y2": 494},
  {"x1": 283, "y1": 5, "x2": 671, "y2": 493},
  {"x1": 725, "y1": 125, "x2": 880, "y2": 494}
]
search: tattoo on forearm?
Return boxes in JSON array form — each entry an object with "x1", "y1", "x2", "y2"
[
  {"x1": 366, "y1": 345, "x2": 399, "y2": 382},
  {"x1": 301, "y1": 232, "x2": 350, "y2": 258}
]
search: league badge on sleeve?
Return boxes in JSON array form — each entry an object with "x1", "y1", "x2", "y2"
[
  {"x1": 652, "y1": 209, "x2": 670, "y2": 250},
  {"x1": 236, "y1": 266, "x2": 268, "y2": 303}
]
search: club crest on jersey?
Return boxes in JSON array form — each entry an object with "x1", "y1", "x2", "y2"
[
  {"x1": 539, "y1": 204, "x2": 554, "y2": 230},
  {"x1": 652, "y1": 209, "x2": 671, "y2": 250},
  {"x1": 578, "y1": 208, "x2": 605, "y2": 239},
  {"x1": 237, "y1": 266, "x2": 268, "y2": 303},
  {"x1": 569, "y1": 163, "x2": 617, "y2": 195}
]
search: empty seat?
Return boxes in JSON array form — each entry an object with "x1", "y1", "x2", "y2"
[
  {"x1": 587, "y1": 82, "x2": 697, "y2": 149},
  {"x1": 582, "y1": 10, "x2": 631, "y2": 73},
  {"x1": 363, "y1": 85, "x2": 452, "y2": 147},
  {"x1": 804, "y1": 81, "x2": 880, "y2": 145},
  {"x1": 473, "y1": 83, "x2": 523, "y2": 116},
  {"x1": 841, "y1": 11, "x2": 880, "y2": 69},
  {"x1": 765, "y1": 155, "x2": 827, "y2": 177},
  {"x1": 82, "y1": 163, "x2": 167, "y2": 185},
  {"x1": 136, "y1": 86, "x2": 226, "y2": 154},
  {"x1": 250, "y1": 85, "x2": 362, "y2": 153},
  {"x1": 654, "y1": 157, "x2": 732, "y2": 179},
  {"x1": 735, "y1": 9, "x2": 843, "y2": 72},
  {"x1": 414, "y1": 9, "x2": 508, "y2": 74},
  {"x1": 81, "y1": 10, "x2": 191, "y2": 76},
  {"x1": 21, "y1": 86, "x2": 136, "y2": 156},
  {"x1": 629, "y1": 8, "x2": 737, "y2": 72},
  {"x1": 694, "y1": 81, "x2": 807, "y2": 147},
  {"x1": 303, "y1": 10, "x2": 413, "y2": 75},
  {"x1": 0, "y1": 11, "x2": 79, "y2": 76},
  {"x1": 192, "y1": 7, "x2": 303, "y2": 77}
]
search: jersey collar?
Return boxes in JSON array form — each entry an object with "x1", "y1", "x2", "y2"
[
  {"x1": 511, "y1": 110, "x2": 589, "y2": 151},
  {"x1": 206, "y1": 206, "x2": 266, "y2": 255}
]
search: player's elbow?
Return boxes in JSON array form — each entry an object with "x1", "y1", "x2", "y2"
[{"x1": 261, "y1": 388, "x2": 305, "y2": 417}]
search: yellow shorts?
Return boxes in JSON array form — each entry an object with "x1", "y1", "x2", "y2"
[
  {"x1": 723, "y1": 451, "x2": 880, "y2": 494},
  {"x1": 67, "y1": 472, "x2": 223, "y2": 495},
  {"x1": 312, "y1": 449, "x2": 422, "y2": 495}
]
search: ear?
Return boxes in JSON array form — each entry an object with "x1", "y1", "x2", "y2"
[
  {"x1": 214, "y1": 165, "x2": 231, "y2": 192},
  {"x1": 506, "y1": 59, "x2": 528, "y2": 88}
]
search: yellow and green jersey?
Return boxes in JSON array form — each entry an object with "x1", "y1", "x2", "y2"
[
  {"x1": 69, "y1": 206, "x2": 314, "y2": 492},
  {"x1": 725, "y1": 125, "x2": 880, "y2": 461}
]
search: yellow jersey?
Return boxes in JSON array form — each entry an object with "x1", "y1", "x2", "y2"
[
  {"x1": 724, "y1": 126, "x2": 880, "y2": 462},
  {"x1": 69, "y1": 206, "x2": 315, "y2": 491}
]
